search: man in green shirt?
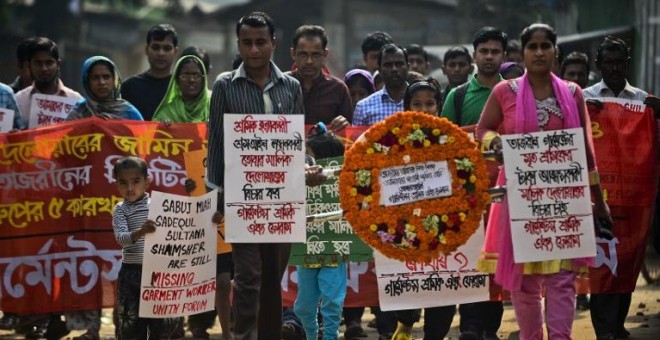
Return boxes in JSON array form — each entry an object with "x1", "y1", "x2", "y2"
[
  {"x1": 441, "y1": 26, "x2": 508, "y2": 340},
  {"x1": 442, "y1": 27, "x2": 506, "y2": 128}
]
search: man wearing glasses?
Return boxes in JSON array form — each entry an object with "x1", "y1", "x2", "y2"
[
  {"x1": 287, "y1": 25, "x2": 352, "y2": 131},
  {"x1": 121, "y1": 24, "x2": 179, "y2": 121}
]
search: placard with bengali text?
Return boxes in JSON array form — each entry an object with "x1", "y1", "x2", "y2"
[
  {"x1": 28, "y1": 93, "x2": 78, "y2": 128},
  {"x1": 0, "y1": 108, "x2": 15, "y2": 132},
  {"x1": 289, "y1": 157, "x2": 373, "y2": 265},
  {"x1": 224, "y1": 114, "x2": 306, "y2": 243},
  {"x1": 502, "y1": 128, "x2": 596, "y2": 263},
  {"x1": 374, "y1": 223, "x2": 488, "y2": 311}
]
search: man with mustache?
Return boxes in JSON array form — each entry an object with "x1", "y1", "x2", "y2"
[
  {"x1": 16, "y1": 36, "x2": 82, "y2": 128},
  {"x1": 287, "y1": 25, "x2": 352, "y2": 131},
  {"x1": 121, "y1": 24, "x2": 179, "y2": 121},
  {"x1": 352, "y1": 44, "x2": 408, "y2": 126}
]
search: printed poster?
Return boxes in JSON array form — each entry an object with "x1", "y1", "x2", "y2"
[
  {"x1": 224, "y1": 114, "x2": 306, "y2": 243},
  {"x1": 0, "y1": 108, "x2": 15, "y2": 133},
  {"x1": 28, "y1": 93, "x2": 78, "y2": 128},
  {"x1": 140, "y1": 190, "x2": 217, "y2": 318},
  {"x1": 502, "y1": 128, "x2": 596, "y2": 263},
  {"x1": 289, "y1": 157, "x2": 373, "y2": 265},
  {"x1": 374, "y1": 223, "x2": 488, "y2": 311}
]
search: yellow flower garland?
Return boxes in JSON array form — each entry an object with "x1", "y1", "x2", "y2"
[{"x1": 339, "y1": 111, "x2": 490, "y2": 263}]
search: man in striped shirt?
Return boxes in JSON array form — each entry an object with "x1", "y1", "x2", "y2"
[{"x1": 208, "y1": 11, "x2": 304, "y2": 340}]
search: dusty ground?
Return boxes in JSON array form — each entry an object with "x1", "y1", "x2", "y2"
[{"x1": 2, "y1": 268, "x2": 659, "y2": 339}]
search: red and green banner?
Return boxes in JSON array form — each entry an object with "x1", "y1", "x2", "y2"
[
  {"x1": 588, "y1": 100, "x2": 658, "y2": 294},
  {"x1": 0, "y1": 117, "x2": 206, "y2": 313}
]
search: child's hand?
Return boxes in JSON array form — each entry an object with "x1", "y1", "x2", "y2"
[
  {"x1": 140, "y1": 220, "x2": 156, "y2": 234},
  {"x1": 184, "y1": 178, "x2": 197, "y2": 194}
]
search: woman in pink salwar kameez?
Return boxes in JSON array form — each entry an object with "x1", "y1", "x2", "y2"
[{"x1": 475, "y1": 23, "x2": 613, "y2": 340}]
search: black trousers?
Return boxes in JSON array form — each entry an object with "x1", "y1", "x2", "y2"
[
  {"x1": 116, "y1": 264, "x2": 163, "y2": 340},
  {"x1": 590, "y1": 292, "x2": 632, "y2": 337},
  {"x1": 459, "y1": 301, "x2": 503, "y2": 335}
]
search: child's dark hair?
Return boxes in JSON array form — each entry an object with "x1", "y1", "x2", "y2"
[
  {"x1": 113, "y1": 156, "x2": 148, "y2": 179},
  {"x1": 404, "y1": 77, "x2": 443, "y2": 112},
  {"x1": 307, "y1": 133, "x2": 345, "y2": 159}
]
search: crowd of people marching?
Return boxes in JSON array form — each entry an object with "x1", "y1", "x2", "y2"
[{"x1": 1, "y1": 9, "x2": 659, "y2": 340}]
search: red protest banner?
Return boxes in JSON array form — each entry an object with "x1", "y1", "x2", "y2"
[
  {"x1": 588, "y1": 101, "x2": 658, "y2": 293},
  {"x1": 0, "y1": 117, "x2": 206, "y2": 313}
]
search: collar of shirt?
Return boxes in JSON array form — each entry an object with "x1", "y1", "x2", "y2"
[
  {"x1": 232, "y1": 60, "x2": 285, "y2": 92},
  {"x1": 380, "y1": 86, "x2": 404, "y2": 104},
  {"x1": 597, "y1": 80, "x2": 641, "y2": 97},
  {"x1": 469, "y1": 74, "x2": 503, "y2": 90},
  {"x1": 290, "y1": 71, "x2": 331, "y2": 93},
  {"x1": 27, "y1": 78, "x2": 71, "y2": 97}
]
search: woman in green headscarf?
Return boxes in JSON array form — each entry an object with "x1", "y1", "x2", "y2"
[{"x1": 152, "y1": 54, "x2": 209, "y2": 122}]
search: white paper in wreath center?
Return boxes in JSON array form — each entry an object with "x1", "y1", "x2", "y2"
[{"x1": 379, "y1": 161, "x2": 452, "y2": 206}]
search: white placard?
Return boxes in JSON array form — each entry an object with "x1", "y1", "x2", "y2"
[
  {"x1": 224, "y1": 114, "x2": 306, "y2": 243},
  {"x1": 379, "y1": 161, "x2": 452, "y2": 206},
  {"x1": 28, "y1": 93, "x2": 78, "y2": 128},
  {"x1": 140, "y1": 190, "x2": 217, "y2": 318},
  {"x1": 374, "y1": 223, "x2": 489, "y2": 311},
  {"x1": 0, "y1": 108, "x2": 15, "y2": 133},
  {"x1": 502, "y1": 128, "x2": 596, "y2": 263}
]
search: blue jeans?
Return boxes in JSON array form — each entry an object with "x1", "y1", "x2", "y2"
[{"x1": 293, "y1": 264, "x2": 347, "y2": 340}]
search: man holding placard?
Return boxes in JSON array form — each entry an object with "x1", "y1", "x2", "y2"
[
  {"x1": 584, "y1": 36, "x2": 660, "y2": 340},
  {"x1": 208, "y1": 11, "x2": 305, "y2": 340},
  {"x1": 15, "y1": 37, "x2": 81, "y2": 129}
]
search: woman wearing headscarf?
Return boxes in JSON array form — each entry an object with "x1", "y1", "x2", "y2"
[
  {"x1": 152, "y1": 54, "x2": 209, "y2": 123},
  {"x1": 67, "y1": 56, "x2": 142, "y2": 121}
]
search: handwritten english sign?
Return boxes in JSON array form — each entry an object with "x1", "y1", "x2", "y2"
[
  {"x1": 379, "y1": 161, "x2": 452, "y2": 206},
  {"x1": 224, "y1": 114, "x2": 306, "y2": 243},
  {"x1": 502, "y1": 128, "x2": 596, "y2": 263},
  {"x1": 140, "y1": 190, "x2": 217, "y2": 318},
  {"x1": 28, "y1": 94, "x2": 78, "y2": 128},
  {"x1": 374, "y1": 223, "x2": 488, "y2": 311},
  {"x1": 0, "y1": 108, "x2": 15, "y2": 133}
]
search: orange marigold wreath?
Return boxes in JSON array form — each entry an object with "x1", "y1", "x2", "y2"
[{"x1": 339, "y1": 111, "x2": 490, "y2": 263}]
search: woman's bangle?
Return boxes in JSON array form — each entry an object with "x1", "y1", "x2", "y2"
[{"x1": 588, "y1": 171, "x2": 600, "y2": 185}]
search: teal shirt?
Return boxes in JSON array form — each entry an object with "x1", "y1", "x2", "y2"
[{"x1": 441, "y1": 74, "x2": 503, "y2": 126}]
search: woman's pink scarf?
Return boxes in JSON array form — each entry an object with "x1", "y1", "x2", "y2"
[{"x1": 495, "y1": 72, "x2": 589, "y2": 291}]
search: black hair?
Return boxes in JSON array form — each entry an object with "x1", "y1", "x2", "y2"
[
  {"x1": 595, "y1": 36, "x2": 630, "y2": 66},
  {"x1": 16, "y1": 37, "x2": 37, "y2": 63},
  {"x1": 561, "y1": 51, "x2": 590, "y2": 77},
  {"x1": 307, "y1": 134, "x2": 345, "y2": 159},
  {"x1": 292, "y1": 25, "x2": 328, "y2": 49},
  {"x1": 406, "y1": 70, "x2": 425, "y2": 83},
  {"x1": 403, "y1": 77, "x2": 443, "y2": 113},
  {"x1": 377, "y1": 44, "x2": 407, "y2": 68},
  {"x1": 180, "y1": 46, "x2": 210, "y2": 74},
  {"x1": 236, "y1": 12, "x2": 275, "y2": 38},
  {"x1": 27, "y1": 37, "x2": 59, "y2": 61},
  {"x1": 147, "y1": 24, "x2": 178, "y2": 47},
  {"x1": 520, "y1": 23, "x2": 557, "y2": 49},
  {"x1": 113, "y1": 156, "x2": 148, "y2": 179},
  {"x1": 361, "y1": 31, "x2": 393, "y2": 55},
  {"x1": 472, "y1": 26, "x2": 508, "y2": 51},
  {"x1": 443, "y1": 46, "x2": 473, "y2": 64},
  {"x1": 406, "y1": 44, "x2": 428, "y2": 62},
  {"x1": 506, "y1": 39, "x2": 521, "y2": 53}
]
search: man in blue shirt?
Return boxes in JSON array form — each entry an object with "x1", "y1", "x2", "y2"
[{"x1": 352, "y1": 44, "x2": 408, "y2": 126}]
